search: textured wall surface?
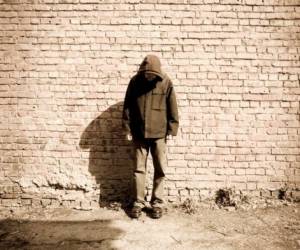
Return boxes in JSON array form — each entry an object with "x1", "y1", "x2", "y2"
[{"x1": 0, "y1": 0, "x2": 299, "y2": 209}]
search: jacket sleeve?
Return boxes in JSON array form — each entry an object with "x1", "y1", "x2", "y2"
[
  {"x1": 166, "y1": 81, "x2": 179, "y2": 136},
  {"x1": 122, "y1": 80, "x2": 132, "y2": 134}
]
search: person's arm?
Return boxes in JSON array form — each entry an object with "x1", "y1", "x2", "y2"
[
  {"x1": 166, "y1": 80, "x2": 179, "y2": 137},
  {"x1": 122, "y1": 80, "x2": 133, "y2": 139}
]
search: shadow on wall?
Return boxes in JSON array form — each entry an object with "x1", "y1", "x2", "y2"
[
  {"x1": 0, "y1": 219, "x2": 123, "y2": 249},
  {"x1": 79, "y1": 101, "x2": 134, "y2": 206}
]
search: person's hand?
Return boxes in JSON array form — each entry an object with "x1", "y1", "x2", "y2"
[
  {"x1": 166, "y1": 134, "x2": 173, "y2": 141},
  {"x1": 126, "y1": 133, "x2": 133, "y2": 141}
]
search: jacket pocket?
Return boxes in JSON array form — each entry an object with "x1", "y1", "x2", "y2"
[
  {"x1": 152, "y1": 90, "x2": 166, "y2": 110},
  {"x1": 151, "y1": 88, "x2": 166, "y2": 110}
]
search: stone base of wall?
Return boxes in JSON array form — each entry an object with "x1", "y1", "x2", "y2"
[{"x1": 1, "y1": 188, "x2": 299, "y2": 211}]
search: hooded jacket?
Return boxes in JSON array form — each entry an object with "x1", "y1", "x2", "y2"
[{"x1": 122, "y1": 55, "x2": 179, "y2": 139}]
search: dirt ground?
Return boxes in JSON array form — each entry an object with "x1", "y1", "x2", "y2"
[{"x1": 0, "y1": 202, "x2": 299, "y2": 250}]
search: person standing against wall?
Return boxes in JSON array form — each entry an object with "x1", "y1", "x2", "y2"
[{"x1": 122, "y1": 55, "x2": 179, "y2": 219}]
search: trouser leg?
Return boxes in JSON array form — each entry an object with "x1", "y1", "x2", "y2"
[
  {"x1": 131, "y1": 138, "x2": 149, "y2": 207},
  {"x1": 150, "y1": 138, "x2": 167, "y2": 207}
]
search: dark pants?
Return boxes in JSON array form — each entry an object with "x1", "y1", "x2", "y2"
[{"x1": 131, "y1": 137, "x2": 167, "y2": 208}]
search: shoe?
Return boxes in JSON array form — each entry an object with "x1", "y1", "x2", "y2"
[
  {"x1": 129, "y1": 206, "x2": 142, "y2": 219},
  {"x1": 151, "y1": 207, "x2": 163, "y2": 219}
]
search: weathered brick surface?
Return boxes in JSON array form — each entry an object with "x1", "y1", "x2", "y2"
[{"x1": 0, "y1": 0, "x2": 299, "y2": 209}]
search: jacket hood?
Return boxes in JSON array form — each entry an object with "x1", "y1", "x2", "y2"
[{"x1": 138, "y1": 55, "x2": 164, "y2": 79}]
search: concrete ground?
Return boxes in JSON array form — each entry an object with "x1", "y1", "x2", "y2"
[{"x1": 0, "y1": 203, "x2": 299, "y2": 250}]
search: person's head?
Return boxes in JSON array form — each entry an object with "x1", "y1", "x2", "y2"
[
  {"x1": 144, "y1": 72, "x2": 157, "y2": 81},
  {"x1": 138, "y1": 55, "x2": 163, "y2": 81}
]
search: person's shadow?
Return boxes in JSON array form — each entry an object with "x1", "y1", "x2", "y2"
[{"x1": 79, "y1": 101, "x2": 134, "y2": 207}]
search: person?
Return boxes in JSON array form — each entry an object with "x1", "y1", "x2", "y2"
[{"x1": 122, "y1": 55, "x2": 179, "y2": 219}]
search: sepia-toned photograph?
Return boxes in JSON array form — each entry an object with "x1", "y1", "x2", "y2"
[{"x1": 0, "y1": 0, "x2": 299, "y2": 249}]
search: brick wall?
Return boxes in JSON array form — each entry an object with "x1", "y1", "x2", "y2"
[{"x1": 0, "y1": 0, "x2": 299, "y2": 209}]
